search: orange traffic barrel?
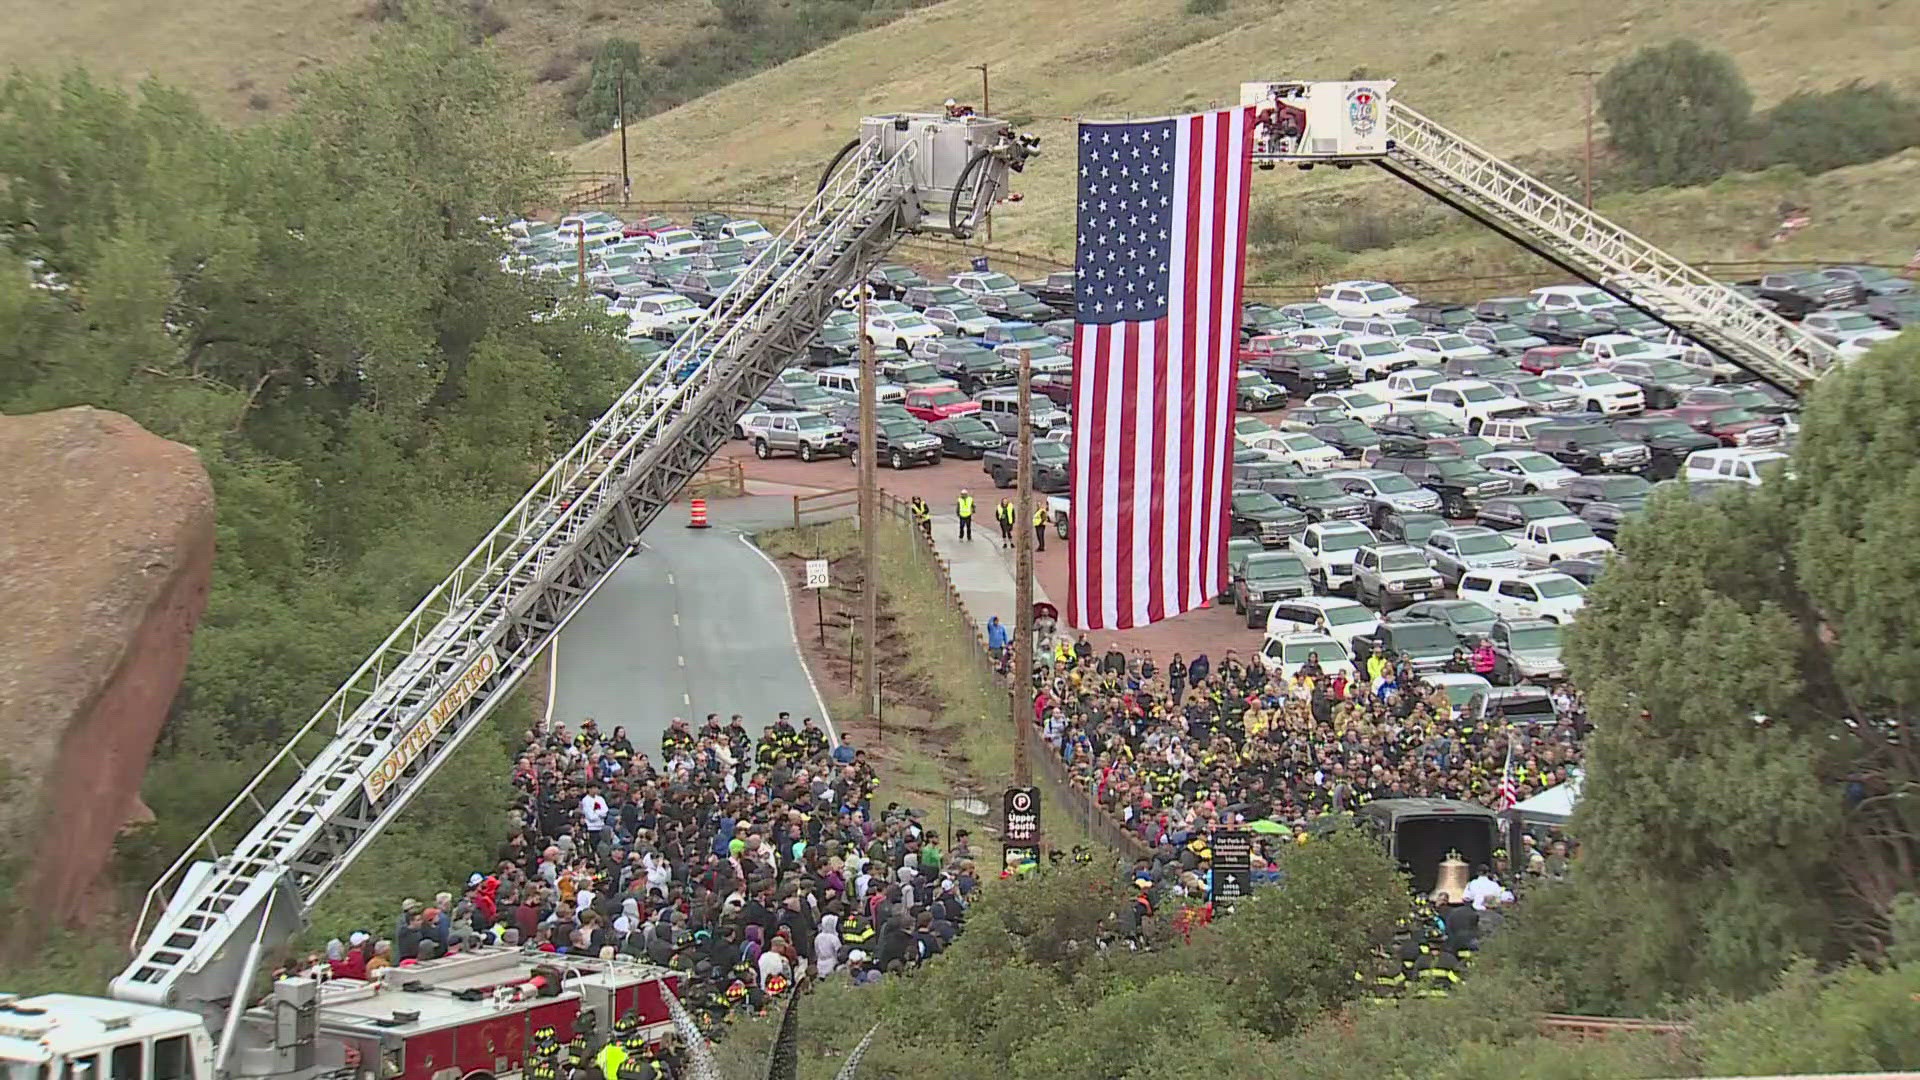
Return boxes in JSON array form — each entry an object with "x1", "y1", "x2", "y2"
[{"x1": 688, "y1": 498, "x2": 710, "y2": 528}]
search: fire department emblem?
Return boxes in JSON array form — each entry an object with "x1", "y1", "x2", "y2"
[{"x1": 1346, "y1": 86, "x2": 1379, "y2": 136}]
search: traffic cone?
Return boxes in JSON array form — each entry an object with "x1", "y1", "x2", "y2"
[{"x1": 687, "y1": 498, "x2": 710, "y2": 529}]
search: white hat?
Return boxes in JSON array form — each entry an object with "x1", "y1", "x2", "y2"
[
  {"x1": 349, "y1": 931, "x2": 371, "y2": 947},
  {"x1": 468, "y1": 873, "x2": 484, "y2": 887},
  {"x1": 848, "y1": 950, "x2": 869, "y2": 964},
  {"x1": 944, "y1": 98, "x2": 957, "y2": 107}
]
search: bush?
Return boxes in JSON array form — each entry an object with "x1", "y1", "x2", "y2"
[
  {"x1": 468, "y1": 1, "x2": 509, "y2": 39},
  {"x1": 1185, "y1": 0, "x2": 1229, "y2": 14},
  {"x1": 1757, "y1": 81, "x2": 1920, "y2": 174},
  {"x1": 535, "y1": 53, "x2": 577, "y2": 84},
  {"x1": 1599, "y1": 39, "x2": 1753, "y2": 187},
  {"x1": 713, "y1": 0, "x2": 765, "y2": 27}
]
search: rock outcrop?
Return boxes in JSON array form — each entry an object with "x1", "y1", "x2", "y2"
[{"x1": 0, "y1": 407, "x2": 215, "y2": 930}]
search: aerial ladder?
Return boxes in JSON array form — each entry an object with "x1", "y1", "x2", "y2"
[
  {"x1": 1240, "y1": 80, "x2": 1840, "y2": 395},
  {"x1": 0, "y1": 111, "x2": 1036, "y2": 1080}
]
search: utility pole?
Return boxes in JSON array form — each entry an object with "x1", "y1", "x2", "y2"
[
  {"x1": 1010, "y1": 346, "x2": 1034, "y2": 788},
  {"x1": 857, "y1": 271, "x2": 880, "y2": 727},
  {"x1": 616, "y1": 69, "x2": 631, "y2": 206},
  {"x1": 575, "y1": 225, "x2": 587, "y2": 298},
  {"x1": 970, "y1": 63, "x2": 993, "y2": 244},
  {"x1": 1575, "y1": 69, "x2": 1600, "y2": 210}
]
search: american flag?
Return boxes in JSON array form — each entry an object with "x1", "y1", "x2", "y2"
[
  {"x1": 1494, "y1": 743, "x2": 1519, "y2": 811},
  {"x1": 1067, "y1": 106, "x2": 1255, "y2": 630}
]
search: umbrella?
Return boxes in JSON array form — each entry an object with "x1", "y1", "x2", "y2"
[{"x1": 1248, "y1": 819, "x2": 1290, "y2": 835}]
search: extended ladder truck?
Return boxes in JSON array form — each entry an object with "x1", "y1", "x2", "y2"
[
  {"x1": 1240, "y1": 80, "x2": 1839, "y2": 392},
  {"x1": 1, "y1": 80, "x2": 1839, "y2": 1080},
  {"x1": 0, "y1": 112, "x2": 1038, "y2": 1080}
]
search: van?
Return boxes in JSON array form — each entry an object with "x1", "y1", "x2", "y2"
[
  {"x1": 813, "y1": 365, "x2": 906, "y2": 405},
  {"x1": 1463, "y1": 685, "x2": 1559, "y2": 726},
  {"x1": 1681, "y1": 447, "x2": 1790, "y2": 488},
  {"x1": 1479, "y1": 415, "x2": 1564, "y2": 448}
]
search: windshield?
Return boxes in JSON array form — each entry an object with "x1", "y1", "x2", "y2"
[
  {"x1": 1358, "y1": 341, "x2": 1398, "y2": 356},
  {"x1": 1430, "y1": 460, "x2": 1481, "y2": 480},
  {"x1": 1002, "y1": 324, "x2": 1046, "y2": 341},
  {"x1": 1285, "y1": 479, "x2": 1341, "y2": 500},
  {"x1": 1282, "y1": 434, "x2": 1329, "y2": 452},
  {"x1": 1544, "y1": 521, "x2": 1597, "y2": 541},
  {"x1": 1823, "y1": 313, "x2": 1879, "y2": 331},
  {"x1": 948, "y1": 304, "x2": 989, "y2": 321},
  {"x1": 1559, "y1": 425, "x2": 1615, "y2": 446},
  {"x1": 1239, "y1": 372, "x2": 1272, "y2": 386},
  {"x1": 1507, "y1": 625, "x2": 1564, "y2": 651},
  {"x1": 1294, "y1": 352, "x2": 1337, "y2": 370},
  {"x1": 795, "y1": 414, "x2": 835, "y2": 430},
  {"x1": 879, "y1": 421, "x2": 921, "y2": 438},
  {"x1": 1379, "y1": 551, "x2": 1428, "y2": 572},
  {"x1": 1434, "y1": 334, "x2": 1474, "y2": 350},
  {"x1": 1607, "y1": 340, "x2": 1650, "y2": 356},
  {"x1": 1454, "y1": 532, "x2": 1513, "y2": 555},
  {"x1": 889, "y1": 363, "x2": 938, "y2": 383},
  {"x1": 1034, "y1": 442, "x2": 1069, "y2": 464},
  {"x1": 1557, "y1": 313, "x2": 1602, "y2": 329},
  {"x1": 947, "y1": 417, "x2": 993, "y2": 436},
  {"x1": 1372, "y1": 473, "x2": 1417, "y2": 493},
  {"x1": 1459, "y1": 385, "x2": 1502, "y2": 402},
  {"x1": 892, "y1": 314, "x2": 931, "y2": 330},
  {"x1": 1324, "y1": 606, "x2": 1374, "y2": 628},
  {"x1": 957, "y1": 352, "x2": 1001, "y2": 370},
  {"x1": 660, "y1": 297, "x2": 697, "y2": 313},
  {"x1": 1235, "y1": 492, "x2": 1284, "y2": 513},
  {"x1": 1284, "y1": 638, "x2": 1345, "y2": 662},
  {"x1": 921, "y1": 389, "x2": 968, "y2": 406},
  {"x1": 1779, "y1": 271, "x2": 1827, "y2": 288},
  {"x1": 1248, "y1": 554, "x2": 1307, "y2": 577},
  {"x1": 976, "y1": 272, "x2": 1019, "y2": 291},
  {"x1": 1388, "y1": 623, "x2": 1458, "y2": 652},
  {"x1": 1534, "y1": 576, "x2": 1585, "y2": 599},
  {"x1": 659, "y1": 229, "x2": 697, "y2": 244},
  {"x1": 1292, "y1": 303, "x2": 1338, "y2": 321},
  {"x1": 1639, "y1": 360, "x2": 1694, "y2": 379},
  {"x1": 1491, "y1": 326, "x2": 1529, "y2": 341},
  {"x1": 1706, "y1": 407, "x2": 1763, "y2": 425},
  {"x1": 1321, "y1": 529, "x2": 1372, "y2": 552},
  {"x1": 1363, "y1": 285, "x2": 1403, "y2": 301},
  {"x1": 1504, "y1": 454, "x2": 1556, "y2": 473}
]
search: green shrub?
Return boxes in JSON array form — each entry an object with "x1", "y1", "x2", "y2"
[
  {"x1": 1757, "y1": 81, "x2": 1920, "y2": 174},
  {"x1": 574, "y1": 37, "x2": 642, "y2": 137},
  {"x1": 1185, "y1": 0, "x2": 1229, "y2": 14},
  {"x1": 1599, "y1": 39, "x2": 1753, "y2": 187}
]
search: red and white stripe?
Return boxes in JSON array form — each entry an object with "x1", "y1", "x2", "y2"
[{"x1": 1068, "y1": 106, "x2": 1255, "y2": 630}]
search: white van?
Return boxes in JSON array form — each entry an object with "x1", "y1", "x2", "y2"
[{"x1": 1682, "y1": 447, "x2": 1790, "y2": 487}]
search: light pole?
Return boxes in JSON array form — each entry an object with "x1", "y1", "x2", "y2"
[
  {"x1": 970, "y1": 63, "x2": 993, "y2": 243},
  {"x1": 616, "y1": 68, "x2": 631, "y2": 205},
  {"x1": 1574, "y1": 69, "x2": 1600, "y2": 209}
]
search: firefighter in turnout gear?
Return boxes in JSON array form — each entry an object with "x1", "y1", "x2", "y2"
[
  {"x1": 839, "y1": 913, "x2": 876, "y2": 951},
  {"x1": 956, "y1": 490, "x2": 976, "y2": 540},
  {"x1": 1410, "y1": 944, "x2": 1464, "y2": 999},
  {"x1": 1353, "y1": 945, "x2": 1406, "y2": 1004},
  {"x1": 660, "y1": 716, "x2": 694, "y2": 759},
  {"x1": 801, "y1": 715, "x2": 828, "y2": 758},
  {"x1": 996, "y1": 498, "x2": 1017, "y2": 547},
  {"x1": 566, "y1": 1009, "x2": 597, "y2": 1068},
  {"x1": 528, "y1": 1028, "x2": 564, "y2": 1080},
  {"x1": 614, "y1": 1032, "x2": 663, "y2": 1080}
]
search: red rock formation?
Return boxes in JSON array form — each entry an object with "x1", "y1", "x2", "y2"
[{"x1": 0, "y1": 407, "x2": 215, "y2": 932}]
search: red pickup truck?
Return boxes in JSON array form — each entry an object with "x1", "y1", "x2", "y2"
[{"x1": 903, "y1": 382, "x2": 983, "y2": 422}]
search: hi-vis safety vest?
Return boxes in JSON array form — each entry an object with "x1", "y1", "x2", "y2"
[
  {"x1": 957, "y1": 495, "x2": 975, "y2": 518},
  {"x1": 997, "y1": 502, "x2": 1016, "y2": 524},
  {"x1": 596, "y1": 1043, "x2": 628, "y2": 1080},
  {"x1": 1034, "y1": 506, "x2": 1048, "y2": 526}
]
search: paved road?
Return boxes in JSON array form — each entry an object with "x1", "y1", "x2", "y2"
[{"x1": 552, "y1": 497, "x2": 830, "y2": 757}]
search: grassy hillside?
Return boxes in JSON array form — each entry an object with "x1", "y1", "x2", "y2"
[
  {"x1": 572, "y1": 0, "x2": 1920, "y2": 270},
  {"x1": 0, "y1": 0, "x2": 715, "y2": 126}
]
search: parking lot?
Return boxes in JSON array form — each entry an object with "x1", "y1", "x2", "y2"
[{"x1": 506, "y1": 208, "x2": 1917, "y2": 683}]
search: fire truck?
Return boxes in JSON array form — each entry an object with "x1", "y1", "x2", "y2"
[{"x1": 0, "y1": 107, "x2": 1037, "y2": 1080}]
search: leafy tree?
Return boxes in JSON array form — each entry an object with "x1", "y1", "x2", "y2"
[
  {"x1": 1758, "y1": 82, "x2": 1920, "y2": 175},
  {"x1": 1598, "y1": 40, "x2": 1753, "y2": 186},
  {"x1": 1499, "y1": 333, "x2": 1920, "y2": 1012},
  {"x1": 575, "y1": 37, "x2": 643, "y2": 137}
]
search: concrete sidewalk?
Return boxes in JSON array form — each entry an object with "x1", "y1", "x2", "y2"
[{"x1": 925, "y1": 511, "x2": 1054, "y2": 635}]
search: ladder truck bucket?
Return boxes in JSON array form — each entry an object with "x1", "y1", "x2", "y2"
[
  {"x1": 1243, "y1": 80, "x2": 1398, "y2": 165},
  {"x1": 820, "y1": 113, "x2": 1039, "y2": 240}
]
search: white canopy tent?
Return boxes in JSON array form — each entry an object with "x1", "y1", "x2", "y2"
[{"x1": 1513, "y1": 769, "x2": 1583, "y2": 826}]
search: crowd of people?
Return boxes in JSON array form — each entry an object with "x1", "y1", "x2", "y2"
[{"x1": 300, "y1": 710, "x2": 984, "y2": 1057}]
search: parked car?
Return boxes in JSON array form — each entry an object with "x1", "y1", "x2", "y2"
[
  {"x1": 1288, "y1": 520, "x2": 1380, "y2": 594},
  {"x1": 1669, "y1": 403, "x2": 1785, "y2": 447},
  {"x1": 1475, "y1": 495, "x2": 1573, "y2": 533},
  {"x1": 1306, "y1": 389, "x2": 1393, "y2": 423},
  {"x1": 980, "y1": 319, "x2": 1061, "y2": 351},
  {"x1": 851, "y1": 417, "x2": 944, "y2": 470},
  {"x1": 1471, "y1": 296, "x2": 1539, "y2": 323},
  {"x1": 1024, "y1": 270, "x2": 1079, "y2": 308},
  {"x1": 1739, "y1": 269, "x2": 1866, "y2": 317},
  {"x1": 1461, "y1": 320, "x2": 1548, "y2": 356},
  {"x1": 1577, "y1": 498, "x2": 1640, "y2": 541},
  {"x1": 1457, "y1": 568, "x2": 1588, "y2": 624},
  {"x1": 739, "y1": 409, "x2": 849, "y2": 462},
  {"x1": 1231, "y1": 490, "x2": 1313, "y2": 547},
  {"x1": 1560, "y1": 473, "x2": 1653, "y2": 511},
  {"x1": 1398, "y1": 598, "x2": 1500, "y2": 643},
  {"x1": 1602, "y1": 357, "x2": 1710, "y2": 409},
  {"x1": 1475, "y1": 449, "x2": 1581, "y2": 493},
  {"x1": 1423, "y1": 526, "x2": 1525, "y2": 586},
  {"x1": 1352, "y1": 544, "x2": 1448, "y2": 612},
  {"x1": 1324, "y1": 468, "x2": 1444, "y2": 520},
  {"x1": 1402, "y1": 332, "x2": 1495, "y2": 365},
  {"x1": 1439, "y1": 353, "x2": 1523, "y2": 381},
  {"x1": 1349, "y1": 618, "x2": 1461, "y2": 672},
  {"x1": 1278, "y1": 301, "x2": 1343, "y2": 327},
  {"x1": 1606, "y1": 415, "x2": 1721, "y2": 479},
  {"x1": 922, "y1": 302, "x2": 997, "y2": 338},
  {"x1": 949, "y1": 270, "x2": 1024, "y2": 298},
  {"x1": 1487, "y1": 375, "x2": 1581, "y2": 415},
  {"x1": 1236, "y1": 369, "x2": 1288, "y2": 411},
  {"x1": 1318, "y1": 279, "x2": 1419, "y2": 318},
  {"x1": 1510, "y1": 516, "x2": 1616, "y2": 567},
  {"x1": 1408, "y1": 302, "x2": 1477, "y2": 330},
  {"x1": 1800, "y1": 308, "x2": 1901, "y2": 349},
  {"x1": 1542, "y1": 367, "x2": 1645, "y2": 415},
  {"x1": 1489, "y1": 618, "x2": 1567, "y2": 683},
  {"x1": 1264, "y1": 597, "x2": 1381, "y2": 644},
  {"x1": 1233, "y1": 551, "x2": 1315, "y2": 628},
  {"x1": 1254, "y1": 346, "x2": 1354, "y2": 395},
  {"x1": 976, "y1": 290, "x2": 1056, "y2": 322},
  {"x1": 981, "y1": 439, "x2": 1071, "y2": 491},
  {"x1": 1864, "y1": 294, "x2": 1920, "y2": 329},
  {"x1": 925, "y1": 415, "x2": 1007, "y2": 459},
  {"x1": 902, "y1": 383, "x2": 982, "y2": 422},
  {"x1": 1530, "y1": 421, "x2": 1654, "y2": 474},
  {"x1": 973, "y1": 387, "x2": 1069, "y2": 436},
  {"x1": 902, "y1": 284, "x2": 970, "y2": 310},
  {"x1": 927, "y1": 343, "x2": 1011, "y2": 394},
  {"x1": 1371, "y1": 453, "x2": 1512, "y2": 518},
  {"x1": 1376, "y1": 510, "x2": 1448, "y2": 546},
  {"x1": 1310, "y1": 420, "x2": 1383, "y2": 459},
  {"x1": 1820, "y1": 265, "x2": 1915, "y2": 297},
  {"x1": 1266, "y1": 475, "x2": 1374, "y2": 523},
  {"x1": 1681, "y1": 447, "x2": 1791, "y2": 488},
  {"x1": 1511, "y1": 310, "x2": 1611, "y2": 345}
]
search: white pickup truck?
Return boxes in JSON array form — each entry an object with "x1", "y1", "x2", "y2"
[
  {"x1": 620, "y1": 291, "x2": 703, "y2": 339},
  {"x1": 1354, "y1": 367, "x2": 1448, "y2": 405},
  {"x1": 1048, "y1": 494, "x2": 1073, "y2": 539},
  {"x1": 1398, "y1": 379, "x2": 1533, "y2": 434},
  {"x1": 1510, "y1": 516, "x2": 1616, "y2": 567}
]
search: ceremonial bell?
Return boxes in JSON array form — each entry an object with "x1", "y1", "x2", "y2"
[{"x1": 1434, "y1": 850, "x2": 1470, "y2": 903}]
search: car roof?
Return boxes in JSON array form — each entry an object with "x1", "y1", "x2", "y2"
[
  {"x1": 1462, "y1": 567, "x2": 1578, "y2": 583},
  {"x1": 1329, "y1": 278, "x2": 1391, "y2": 288},
  {"x1": 1531, "y1": 515, "x2": 1590, "y2": 527},
  {"x1": 1497, "y1": 617, "x2": 1560, "y2": 631},
  {"x1": 1278, "y1": 596, "x2": 1371, "y2": 612},
  {"x1": 1430, "y1": 378, "x2": 1497, "y2": 391},
  {"x1": 1362, "y1": 543, "x2": 1425, "y2": 556}
]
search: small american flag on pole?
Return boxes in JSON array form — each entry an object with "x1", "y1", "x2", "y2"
[
  {"x1": 1067, "y1": 106, "x2": 1256, "y2": 630},
  {"x1": 1494, "y1": 743, "x2": 1520, "y2": 811}
]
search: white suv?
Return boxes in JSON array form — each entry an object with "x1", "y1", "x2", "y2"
[
  {"x1": 866, "y1": 311, "x2": 943, "y2": 351},
  {"x1": 1333, "y1": 334, "x2": 1420, "y2": 380},
  {"x1": 1475, "y1": 450, "x2": 1580, "y2": 493},
  {"x1": 1544, "y1": 367, "x2": 1645, "y2": 415},
  {"x1": 1319, "y1": 279, "x2": 1419, "y2": 318},
  {"x1": 1530, "y1": 284, "x2": 1623, "y2": 314},
  {"x1": 1458, "y1": 569, "x2": 1588, "y2": 623},
  {"x1": 1264, "y1": 596, "x2": 1381, "y2": 643},
  {"x1": 1289, "y1": 521, "x2": 1380, "y2": 595}
]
